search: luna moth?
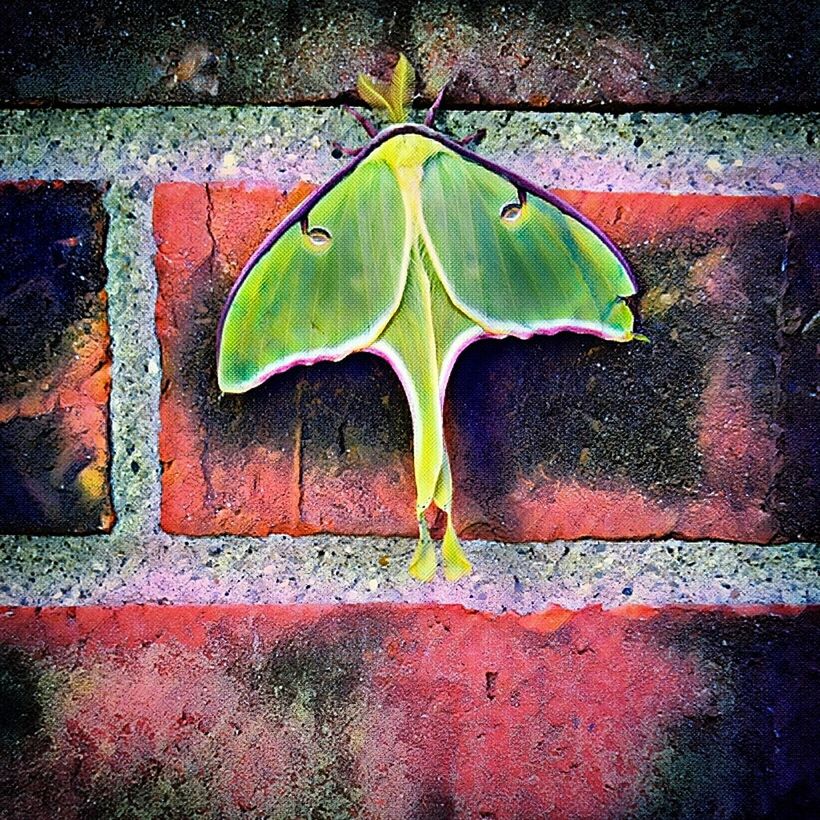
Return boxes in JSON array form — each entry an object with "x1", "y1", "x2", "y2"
[{"x1": 217, "y1": 55, "x2": 640, "y2": 582}]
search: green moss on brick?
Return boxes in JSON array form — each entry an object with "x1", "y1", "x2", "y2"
[{"x1": 83, "y1": 766, "x2": 213, "y2": 820}]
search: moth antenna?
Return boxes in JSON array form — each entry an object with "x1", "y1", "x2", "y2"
[
  {"x1": 299, "y1": 216, "x2": 309, "y2": 234},
  {"x1": 424, "y1": 82, "x2": 448, "y2": 127},
  {"x1": 331, "y1": 141, "x2": 364, "y2": 158},
  {"x1": 518, "y1": 188, "x2": 527, "y2": 207},
  {"x1": 342, "y1": 105, "x2": 378, "y2": 138},
  {"x1": 457, "y1": 128, "x2": 487, "y2": 147}
]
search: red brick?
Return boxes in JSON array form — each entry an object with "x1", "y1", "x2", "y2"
[
  {"x1": 155, "y1": 184, "x2": 798, "y2": 542},
  {"x1": 0, "y1": 181, "x2": 113, "y2": 533},
  {"x1": 450, "y1": 192, "x2": 789, "y2": 543},
  {"x1": 155, "y1": 182, "x2": 309, "y2": 536},
  {"x1": 297, "y1": 357, "x2": 418, "y2": 536},
  {"x1": 0, "y1": 603, "x2": 817, "y2": 817}
]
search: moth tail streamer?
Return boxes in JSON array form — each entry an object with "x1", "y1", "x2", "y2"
[
  {"x1": 442, "y1": 518, "x2": 472, "y2": 581},
  {"x1": 409, "y1": 516, "x2": 438, "y2": 582},
  {"x1": 432, "y1": 449, "x2": 472, "y2": 581}
]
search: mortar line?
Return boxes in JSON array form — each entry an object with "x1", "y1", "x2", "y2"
[
  {"x1": 0, "y1": 107, "x2": 816, "y2": 196},
  {"x1": 1, "y1": 98, "x2": 818, "y2": 116},
  {"x1": 103, "y1": 181, "x2": 164, "y2": 540}
]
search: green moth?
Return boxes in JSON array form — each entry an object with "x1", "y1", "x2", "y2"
[{"x1": 217, "y1": 55, "x2": 640, "y2": 582}]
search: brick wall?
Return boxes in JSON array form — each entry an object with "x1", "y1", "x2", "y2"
[{"x1": 0, "y1": 2, "x2": 818, "y2": 816}]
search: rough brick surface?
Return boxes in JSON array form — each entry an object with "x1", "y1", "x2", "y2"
[
  {"x1": 1, "y1": 1, "x2": 816, "y2": 110},
  {"x1": 774, "y1": 196, "x2": 819, "y2": 540},
  {"x1": 155, "y1": 180, "x2": 420, "y2": 538},
  {"x1": 155, "y1": 182, "x2": 307, "y2": 536},
  {"x1": 155, "y1": 184, "x2": 813, "y2": 542},
  {"x1": 0, "y1": 603, "x2": 817, "y2": 818},
  {"x1": 453, "y1": 192, "x2": 791, "y2": 543},
  {"x1": 0, "y1": 182, "x2": 113, "y2": 534}
]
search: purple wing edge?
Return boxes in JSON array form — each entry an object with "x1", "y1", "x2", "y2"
[
  {"x1": 216, "y1": 121, "x2": 638, "y2": 380},
  {"x1": 427, "y1": 127, "x2": 637, "y2": 290},
  {"x1": 215, "y1": 148, "x2": 380, "y2": 351}
]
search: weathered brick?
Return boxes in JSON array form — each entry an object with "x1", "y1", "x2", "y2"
[
  {"x1": 155, "y1": 184, "x2": 800, "y2": 543},
  {"x1": 773, "y1": 195, "x2": 819, "y2": 540},
  {"x1": 452, "y1": 192, "x2": 790, "y2": 543},
  {"x1": 156, "y1": 180, "x2": 420, "y2": 538},
  {"x1": 0, "y1": 181, "x2": 113, "y2": 534},
  {"x1": 155, "y1": 182, "x2": 309, "y2": 535},
  {"x1": 1, "y1": 1, "x2": 816, "y2": 110},
  {"x1": 298, "y1": 357, "x2": 418, "y2": 536},
  {"x1": 0, "y1": 603, "x2": 817, "y2": 817}
]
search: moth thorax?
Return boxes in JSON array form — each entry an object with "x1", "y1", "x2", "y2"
[{"x1": 377, "y1": 133, "x2": 447, "y2": 171}]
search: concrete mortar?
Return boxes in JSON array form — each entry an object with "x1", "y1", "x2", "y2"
[
  {"x1": 0, "y1": 107, "x2": 816, "y2": 194},
  {"x1": 0, "y1": 106, "x2": 817, "y2": 610}
]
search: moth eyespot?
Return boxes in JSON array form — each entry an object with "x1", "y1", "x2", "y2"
[
  {"x1": 500, "y1": 203, "x2": 523, "y2": 223},
  {"x1": 306, "y1": 227, "x2": 332, "y2": 247}
]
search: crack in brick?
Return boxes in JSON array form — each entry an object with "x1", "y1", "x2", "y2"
[{"x1": 200, "y1": 183, "x2": 219, "y2": 511}]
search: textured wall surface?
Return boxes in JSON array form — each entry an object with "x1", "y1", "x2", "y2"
[
  {"x1": 0, "y1": 182, "x2": 113, "y2": 534},
  {"x1": 155, "y1": 185, "x2": 813, "y2": 544},
  {"x1": 1, "y1": 0, "x2": 817, "y2": 110},
  {"x1": 1, "y1": 604, "x2": 818, "y2": 818},
  {"x1": 0, "y1": 1, "x2": 818, "y2": 817}
]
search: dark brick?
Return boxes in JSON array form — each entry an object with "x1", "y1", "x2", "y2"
[
  {"x1": 773, "y1": 195, "x2": 819, "y2": 540},
  {"x1": 0, "y1": 646, "x2": 42, "y2": 759},
  {"x1": 638, "y1": 608, "x2": 820, "y2": 818},
  {"x1": 0, "y1": 1, "x2": 816, "y2": 110},
  {"x1": 0, "y1": 411, "x2": 111, "y2": 534},
  {"x1": 0, "y1": 181, "x2": 113, "y2": 534},
  {"x1": 452, "y1": 192, "x2": 790, "y2": 543},
  {"x1": 298, "y1": 355, "x2": 417, "y2": 536}
]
